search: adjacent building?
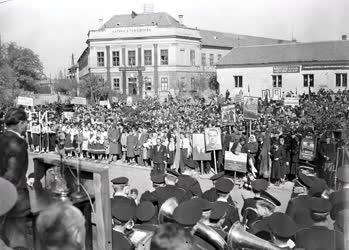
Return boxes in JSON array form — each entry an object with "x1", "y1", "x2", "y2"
[
  {"x1": 217, "y1": 39, "x2": 349, "y2": 100},
  {"x1": 78, "y1": 11, "x2": 288, "y2": 98}
]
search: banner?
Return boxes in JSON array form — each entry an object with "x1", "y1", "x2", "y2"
[
  {"x1": 221, "y1": 104, "x2": 236, "y2": 125},
  {"x1": 71, "y1": 97, "x2": 87, "y2": 105},
  {"x1": 299, "y1": 136, "x2": 316, "y2": 161},
  {"x1": 224, "y1": 142, "x2": 247, "y2": 172},
  {"x1": 127, "y1": 96, "x2": 133, "y2": 106},
  {"x1": 17, "y1": 96, "x2": 34, "y2": 106},
  {"x1": 204, "y1": 127, "x2": 222, "y2": 151},
  {"x1": 284, "y1": 97, "x2": 299, "y2": 107},
  {"x1": 99, "y1": 100, "x2": 111, "y2": 109},
  {"x1": 243, "y1": 96, "x2": 258, "y2": 120},
  {"x1": 192, "y1": 134, "x2": 211, "y2": 161}
]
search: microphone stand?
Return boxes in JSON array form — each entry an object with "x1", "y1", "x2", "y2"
[{"x1": 70, "y1": 149, "x2": 85, "y2": 200}]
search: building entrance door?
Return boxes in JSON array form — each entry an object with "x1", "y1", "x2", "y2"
[{"x1": 128, "y1": 77, "x2": 137, "y2": 95}]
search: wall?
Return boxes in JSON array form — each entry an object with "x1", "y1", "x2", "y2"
[{"x1": 218, "y1": 64, "x2": 349, "y2": 98}]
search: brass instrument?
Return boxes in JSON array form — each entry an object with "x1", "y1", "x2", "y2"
[
  {"x1": 158, "y1": 197, "x2": 178, "y2": 224},
  {"x1": 227, "y1": 221, "x2": 283, "y2": 250},
  {"x1": 191, "y1": 221, "x2": 229, "y2": 250}
]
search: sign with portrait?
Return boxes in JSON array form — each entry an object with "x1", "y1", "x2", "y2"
[
  {"x1": 224, "y1": 142, "x2": 247, "y2": 173},
  {"x1": 261, "y1": 89, "x2": 270, "y2": 100},
  {"x1": 221, "y1": 104, "x2": 236, "y2": 125},
  {"x1": 243, "y1": 96, "x2": 259, "y2": 120},
  {"x1": 272, "y1": 89, "x2": 282, "y2": 100},
  {"x1": 204, "y1": 127, "x2": 222, "y2": 151},
  {"x1": 192, "y1": 134, "x2": 211, "y2": 161},
  {"x1": 299, "y1": 136, "x2": 317, "y2": 161}
]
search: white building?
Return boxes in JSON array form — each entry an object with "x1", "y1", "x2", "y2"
[
  {"x1": 217, "y1": 40, "x2": 349, "y2": 100},
  {"x1": 78, "y1": 11, "x2": 288, "y2": 98}
]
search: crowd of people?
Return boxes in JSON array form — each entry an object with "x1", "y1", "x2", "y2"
[{"x1": 0, "y1": 88, "x2": 348, "y2": 249}]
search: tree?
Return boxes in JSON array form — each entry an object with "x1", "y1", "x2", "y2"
[
  {"x1": 80, "y1": 74, "x2": 111, "y2": 104},
  {"x1": 5, "y1": 42, "x2": 44, "y2": 91}
]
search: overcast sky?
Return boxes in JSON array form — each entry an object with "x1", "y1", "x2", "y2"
[{"x1": 0, "y1": 0, "x2": 348, "y2": 77}]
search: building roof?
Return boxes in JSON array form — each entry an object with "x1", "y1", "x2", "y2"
[
  {"x1": 198, "y1": 29, "x2": 288, "y2": 48},
  {"x1": 102, "y1": 12, "x2": 185, "y2": 29},
  {"x1": 217, "y1": 40, "x2": 349, "y2": 67}
]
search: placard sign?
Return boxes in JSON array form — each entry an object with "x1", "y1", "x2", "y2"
[
  {"x1": 284, "y1": 97, "x2": 299, "y2": 107},
  {"x1": 17, "y1": 96, "x2": 34, "y2": 106},
  {"x1": 224, "y1": 143, "x2": 247, "y2": 172},
  {"x1": 71, "y1": 97, "x2": 87, "y2": 105},
  {"x1": 243, "y1": 96, "x2": 259, "y2": 120},
  {"x1": 192, "y1": 134, "x2": 211, "y2": 161},
  {"x1": 299, "y1": 136, "x2": 316, "y2": 161},
  {"x1": 221, "y1": 104, "x2": 236, "y2": 125},
  {"x1": 204, "y1": 127, "x2": 222, "y2": 151}
]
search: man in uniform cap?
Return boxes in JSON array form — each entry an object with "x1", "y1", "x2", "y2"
[
  {"x1": 286, "y1": 172, "x2": 325, "y2": 229},
  {"x1": 266, "y1": 212, "x2": 297, "y2": 249},
  {"x1": 175, "y1": 159, "x2": 202, "y2": 198},
  {"x1": 241, "y1": 179, "x2": 269, "y2": 229},
  {"x1": 206, "y1": 201, "x2": 229, "y2": 239},
  {"x1": 172, "y1": 199, "x2": 215, "y2": 250},
  {"x1": 329, "y1": 166, "x2": 349, "y2": 221},
  {"x1": 295, "y1": 197, "x2": 344, "y2": 250},
  {"x1": 111, "y1": 196, "x2": 137, "y2": 250},
  {"x1": 111, "y1": 177, "x2": 131, "y2": 198},
  {"x1": 202, "y1": 171, "x2": 227, "y2": 202},
  {"x1": 134, "y1": 201, "x2": 158, "y2": 232},
  {"x1": 214, "y1": 177, "x2": 239, "y2": 231}
]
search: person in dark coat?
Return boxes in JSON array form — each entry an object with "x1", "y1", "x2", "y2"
[
  {"x1": 150, "y1": 138, "x2": 167, "y2": 176},
  {"x1": 270, "y1": 142, "x2": 283, "y2": 186},
  {"x1": 0, "y1": 107, "x2": 30, "y2": 249},
  {"x1": 289, "y1": 133, "x2": 301, "y2": 180},
  {"x1": 126, "y1": 128, "x2": 138, "y2": 164},
  {"x1": 176, "y1": 159, "x2": 203, "y2": 198},
  {"x1": 108, "y1": 122, "x2": 121, "y2": 163}
]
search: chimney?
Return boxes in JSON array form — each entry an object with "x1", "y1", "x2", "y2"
[
  {"x1": 178, "y1": 15, "x2": 183, "y2": 25},
  {"x1": 143, "y1": 3, "x2": 154, "y2": 13},
  {"x1": 342, "y1": 34, "x2": 347, "y2": 40},
  {"x1": 98, "y1": 18, "x2": 103, "y2": 29}
]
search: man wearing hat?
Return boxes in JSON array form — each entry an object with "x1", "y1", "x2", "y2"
[
  {"x1": 172, "y1": 199, "x2": 215, "y2": 250},
  {"x1": 134, "y1": 201, "x2": 158, "y2": 232},
  {"x1": 241, "y1": 179, "x2": 269, "y2": 228},
  {"x1": 111, "y1": 196, "x2": 137, "y2": 250},
  {"x1": 295, "y1": 197, "x2": 344, "y2": 250},
  {"x1": 111, "y1": 177, "x2": 132, "y2": 199},
  {"x1": 175, "y1": 159, "x2": 203, "y2": 198},
  {"x1": 0, "y1": 107, "x2": 30, "y2": 249},
  {"x1": 214, "y1": 177, "x2": 239, "y2": 232},
  {"x1": 150, "y1": 138, "x2": 167, "y2": 175},
  {"x1": 206, "y1": 201, "x2": 229, "y2": 239},
  {"x1": 202, "y1": 171, "x2": 227, "y2": 202},
  {"x1": 265, "y1": 212, "x2": 297, "y2": 249},
  {"x1": 286, "y1": 172, "x2": 326, "y2": 229},
  {"x1": 329, "y1": 166, "x2": 349, "y2": 221},
  {"x1": 0, "y1": 177, "x2": 18, "y2": 249}
]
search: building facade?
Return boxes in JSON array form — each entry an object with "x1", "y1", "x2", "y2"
[
  {"x1": 217, "y1": 40, "x2": 349, "y2": 100},
  {"x1": 78, "y1": 11, "x2": 288, "y2": 98}
]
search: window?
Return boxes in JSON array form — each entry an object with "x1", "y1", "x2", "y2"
[
  {"x1": 160, "y1": 49, "x2": 168, "y2": 65},
  {"x1": 160, "y1": 77, "x2": 168, "y2": 91},
  {"x1": 336, "y1": 73, "x2": 347, "y2": 87},
  {"x1": 234, "y1": 76, "x2": 243, "y2": 88},
  {"x1": 128, "y1": 50, "x2": 136, "y2": 66},
  {"x1": 113, "y1": 78, "x2": 120, "y2": 91},
  {"x1": 190, "y1": 50, "x2": 195, "y2": 66},
  {"x1": 303, "y1": 74, "x2": 314, "y2": 87},
  {"x1": 217, "y1": 54, "x2": 222, "y2": 62},
  {"x1": 112, "y1": 51, "x2": 120, "y2": 66},
  {"x1": 144, "y1": 50, "x2": 152, "y2": 66},
  {"x1": 201, "y1": 53, "x2": 206, "y2": 66},
  {"x1": 272, "y1": 75, "x2": 282, "y2": 88},
  {"x1": 144, "y1": 77, "x2": 152, "y2": 91},
  {"x1": 209, "y1": 54, "x2": 214, "y2": 66},
  {"x1": 97, "y1": 52, "x2": 104, "y2": 67}
]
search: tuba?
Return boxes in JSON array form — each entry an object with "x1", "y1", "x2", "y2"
[
  {"x1": 227, "y1": 221, "x2": 283, "y2": 250},
  {"x1": 191, "y1": 221, "x2": 229, "y2": 250},
  {"x1": 158, "y1": 198, "x2": 179, "y2": 224}
]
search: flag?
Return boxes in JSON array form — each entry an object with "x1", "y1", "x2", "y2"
[
  {"x1": 248, "y1": 85, "x2": 250, "y2": 95},
  {"x1": 131, "y1": 11, "x2": 137, "y2": 18}
]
